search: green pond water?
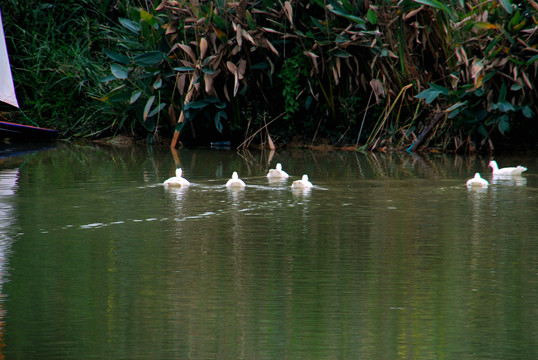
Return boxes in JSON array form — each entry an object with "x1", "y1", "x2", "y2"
[{"x1": 0, "y1": 143, "x2": 537, "y2": 359}]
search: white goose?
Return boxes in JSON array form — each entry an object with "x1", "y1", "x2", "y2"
[
  {"x1": 164, "y1": 168, "x2": 190, "y2": 187},
  {"x1": 488, "y1": 160, "x2": 527, "y2": 176},
  {"x1": 267, "y1": 163, "x2": 289, "y2": 179},
  {"x1": 466, "y1": 173, "x2": 488, "y2": 188},
  {"x1": 291, "y1": 174, "x2": 313, "y2": 189},
  {"x1": 226, "y1": 171, "x2": 246, "y2": 189}
]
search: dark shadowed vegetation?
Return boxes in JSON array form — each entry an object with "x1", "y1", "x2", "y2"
[{"x1": 1, "y1": 0, "x2": 537, "y2": 152}]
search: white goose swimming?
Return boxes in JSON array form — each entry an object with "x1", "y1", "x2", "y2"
[
  {"x1": 466, "y1": 173, "x2": 488, "y2": 188},
  {"x1": 226, "y1": 171, "x2": 246, "y2": 188},
  {"x1": 267, "y1": 163, "x2": 289, "y2": 179},
  {"x1": 488, "y1": 160, "x2": 527, "y2": 176},
  {"x1": 164, "y1": 168, "x2": 190, "y2": 187},
  {"x1": 291, "y1": 174, "x2": 313, "y2": 189}
]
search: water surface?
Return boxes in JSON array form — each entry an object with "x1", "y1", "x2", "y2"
[{"x1": 0, "y1": 144, "x2": 537, "y2": 359}]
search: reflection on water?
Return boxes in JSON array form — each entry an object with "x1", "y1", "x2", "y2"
[
  {"x1": 0, "y1": 168, "x2": 18, "y2": 360},
  {"x1": 491, "y1": 174, "x2": 527, "y2": 186},
  {"x1": 0, "y1": 144, "x2": 537, "y2": 359}
]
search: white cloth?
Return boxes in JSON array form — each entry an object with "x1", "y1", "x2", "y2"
[{"x1": 0, "y1": 8, "x2": 19, "y2": 108}]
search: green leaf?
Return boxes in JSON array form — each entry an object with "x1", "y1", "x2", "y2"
[
  {"x1": 140, "y1": 9, "x2": 159, "y2": 28},
  {"x1": 479, "y1": 125, "x2": 488, "y2": 138},
  {"x1": 251, "y1": 62, "x2": 270, "y2": 70},
  {"x1": 100, "y1": 74, "x2": 117, "y2": 83},
  {"x1": 111, "y1": 64, "x2": 128, "y2": 79},
  {"x1": 214, "y1": 110, "x2": 226, "y2": 133},
  {"x1": 497, "y1": 101, "x2": 515, "y2": 112},
  {"x1": 445, "y1": 101, "x2": 467, "y2": 113},
  {"x1": 148, "y1": 102, "x2": 166, "y2": 117},
  {"x1": 310, "y1": 16, "x2": 328, "y2": 32},
  {"x1": 153, "y1": 78, "x2": 162, "y2": 89},
  {"x1": 413, "y1": 0, "x2": 452, "y2": 17},
  {"x1": 526, "y1": 54, "x2": 538, "y2": 65},
  {"x1": 143, "y1": 96, "x2": 155, "y2": 121},
  {"x1": 498, "y1": 0, "x2": 513, "y2": 14},
  {"x1": 415, "y1": 83, "x2": 449, "y2": 104},
  {"x1": 333, "y1": 49, "x2": 351, "y2": 58},
  {"x1": 100, "y1": 85, "x2": 131, "y2": 103},
  {"x1": 184, "y1": 100, "x2": 209, "y2": 110},
  {"x1": 497, "y1": 114, "x2": 510, "y2": 134},
  {"x1": 173, "y1": 67, "x2": 196, "y2": 72},
  {"x1": 522, "y1": 106, "x2": 534, "y2": 118},
  {"x1": 119, "y1": 18, "x2": 141, "y2": 34},
  {"x1": 130, "y1": 90, "x2": 142, "y2": 104},
  {"x1": 201, "y1": 67, "x2": 217, "y2": 75},
  {"x1": 366, "y1": 8, "x2": 377, "y2": 25},
  {"x1": 498, "y1": 82, "x2": 507, "y2": 103},
  {"x1": 305, "y1": 95, "x2": 313, "y2": 110},
  {"x1": 134, "y1": 51, "x2": 164, "y2": 67},
  {"x1": 104, "y1": 50, "x2": 130, "y2": 65},
  {"x1": 328, "y1": 7, "x2": 366, "y2": 28}
]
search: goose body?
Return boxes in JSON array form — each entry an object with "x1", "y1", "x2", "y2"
[
  {"x1": 291, "y1": 174, "x2": 313, "y2": 189},
  {"x1": 488, "y1": 160, "x2": 527, "y2": 176},
  {"x1": 267, "y1": 163, "x2": 289, "y2": 179},
  {"x1": 164, "y1": 168, "x2": 190, "y2": 187},
  {"x1": 466, "y1": 173, "x2": 488, "y2": 188},
  {"x1": 226, "y1": 171, "x2": 246, "y2": 188}
]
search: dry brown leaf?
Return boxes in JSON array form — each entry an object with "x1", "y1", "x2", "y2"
[
  {"x1": 284, "y1": 1, "x2": 293, "y2": 25},
  {"x1": 335, "y1": 57, "x2": 341, "y2": 78},
  {"x1": 264, "y1": 38, "x2": 279, "y2": 55},
  {"x1": 233, "y1": 70, "x2": 239, "y2": 96},
  {"x1": 156, "y1": 0, "x2": 168, "y2": 11},
  {"x1": 177, "y1": 43, "x2": 197, "y2": 63},
  {"x1": 403, "y1": 5, "x2": 423, "y2": 20},
  {"x1": 522, "y1": 71, "x2": 533, "y2": 89},
  {"x1": 176, "y1": 74, "x2": 186, "y2": 95},
  {"x1": 236, "y1": 23, "x2": 243, "y2": 48},
  {"x1": 369, "y1": 79, "x2": 385, "y2": 104},
  {"x1": 261, "y1": 27, "x2": 283, "y2": 34},
  {"x1": 238, "y1": 59, "x2": 247, "y2": 80},
  {"x1": 165, "y1": 22, "x2": 178, "y2": 35},
  {"x1": 304, "y1": 51, "x2": 319, "y2": 72},
  {"x1": 226, "y1": 61, "x2": 237, "y2": 73},
  {"x1": 223, "y1": 83, "x2": 231, "y2": 102},
  {"x1": 231, "y1": 45, "x2": 241, "y2": 56},
  {"x1": 168, "y1": 105, "x2": 176, "y2": 126},
  {"x1": 241, "y1": 29, "x2": 256, "y2": 46},
  {"x1": 267, "y1": 132, "x2": 275, "y2": 150},
  {"x1": 200, "y1": 37, "x2": 208, "y2": 59},
  {"x1": 267, "y1": 57, "x2": 274, "y2": 75},
  {"x1": 204, "y1": 72, "x2": 214, "y2": 94},
  {"x1": 332, "y1": 66, "x2": 339, "y2": 85}
]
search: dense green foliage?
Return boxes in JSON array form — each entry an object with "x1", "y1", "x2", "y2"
[{"x1": 1, "y1": 1, "x2": 537, "y2": 151}]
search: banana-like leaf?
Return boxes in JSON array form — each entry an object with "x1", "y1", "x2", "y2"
[
  {"x1": 143, "y1": 96, "x2": 155, "y2": 121},
  {"x1": 105, "y1": 50, "x2": 130, "y2": 65},
  {"x1": 119, "y1": 18, "x2": 141, "y2": 33},
  {"x1": 130, "y1": 90, "x2": 142, "y2": 104},
  {"x1": 415, "y1": 83, "x2": 449, "y2": 104},
  {"x1": 148, "y1": 103, "x2": 166, "y2": 118},
  {"x1": 134, "y1": 51, "x2": 164, "y2": 66},
  {"x1": 111, "y1": 64, "x2": 128, "y2": 79}
]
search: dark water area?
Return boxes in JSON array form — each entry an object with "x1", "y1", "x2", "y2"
[{"x1": 0, "y1": 143, "x2": 536, "y2": 359}]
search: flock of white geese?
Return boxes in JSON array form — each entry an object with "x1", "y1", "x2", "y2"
[
  {"x1": 164, "y1": 160, "x2": 528, "y2": 191},
  {"x1": 466, "y1": 160, "x2": 527, "y2": 189},
  {"x1": 164, "y1": 163, "x2": 312, "y2": 189}
]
